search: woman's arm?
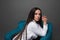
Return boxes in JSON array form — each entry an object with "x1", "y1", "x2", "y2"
[
  {"x1": 27, "y1": 22, "x2": 48, "y2": 36},
  {"x1": 40, "y1": 22, "x2": 53, "y2": 40}
]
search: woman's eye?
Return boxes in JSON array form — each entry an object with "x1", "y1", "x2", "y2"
[
  {"x1": 35, "y1": 13, "x2": 40, "y2": 15},
  {"x1": 35, "y1": 13, "x2": 37, "y2": 15}
]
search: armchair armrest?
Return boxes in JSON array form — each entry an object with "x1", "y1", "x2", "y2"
[{"x1": 40, "y1": 22, "x2": 53, "y2": 40}]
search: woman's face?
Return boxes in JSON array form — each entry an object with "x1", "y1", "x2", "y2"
[{"x1": 34, "y1": 9, "x2": 41, "y2": 21}]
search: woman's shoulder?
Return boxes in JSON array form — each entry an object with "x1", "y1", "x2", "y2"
[
  {"x1": 28, "y1": 21, "x2": 36, "y2": 26},
  {"x1": 27, "y1": 21, "x2": 37, "y2": 28},
  {"x1": 27, "y1": 21, "x2": 36, "y2": 30}
]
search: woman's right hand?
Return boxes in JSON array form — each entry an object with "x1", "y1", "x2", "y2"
[{"x1": 42, "y1": 16, "x2": 48, "y2": 25}]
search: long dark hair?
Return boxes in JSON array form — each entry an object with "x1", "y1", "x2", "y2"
[
  {"x1": 14, "y1": 7, "x2": 43, "y2": 40},
  {"x1": 26, "y1": 7, "x2": 42, "y2": 25}
]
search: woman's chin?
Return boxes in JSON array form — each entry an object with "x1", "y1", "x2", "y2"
[{"x1": 36, "y1": 20, "x2": 39, "y2": 21}]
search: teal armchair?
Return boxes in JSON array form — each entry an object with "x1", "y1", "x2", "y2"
[{"x1": 4, "y1": 20, "x2": 53, "y2": 40}]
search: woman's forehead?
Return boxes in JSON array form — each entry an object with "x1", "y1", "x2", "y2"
[{"x1": 35, "y1": 10, "x2": 41, "y2": 13}]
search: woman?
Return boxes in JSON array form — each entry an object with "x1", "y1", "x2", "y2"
[{"x1": 13, "y1": 7, "x2": 48, "y2": 40}]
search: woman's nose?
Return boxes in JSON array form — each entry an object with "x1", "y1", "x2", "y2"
[{"x1": 37, "y1": 15, "x2": 40, "y2": 18}]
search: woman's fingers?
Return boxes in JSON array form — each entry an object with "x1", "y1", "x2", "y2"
[{"x1": 42, "y1": 16, "x2": 48, "y2": 22}]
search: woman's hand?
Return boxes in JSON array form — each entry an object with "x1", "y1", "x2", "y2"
[{"x1": 42, "y1": 16, "x2": 48, "y2": 25}]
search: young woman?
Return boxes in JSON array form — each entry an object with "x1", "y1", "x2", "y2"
[{"x1": 13, "y1": 7, "x2": 48, "y2": 40}]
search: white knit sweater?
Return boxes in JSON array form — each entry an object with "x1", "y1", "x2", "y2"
[{"x1": 13, "y1": 20, "x2": 48, "y2": 40}]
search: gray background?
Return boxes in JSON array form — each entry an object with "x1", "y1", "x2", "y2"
[{"x1": 0, "y1": 0, "x2": 60, "y2": 40}]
